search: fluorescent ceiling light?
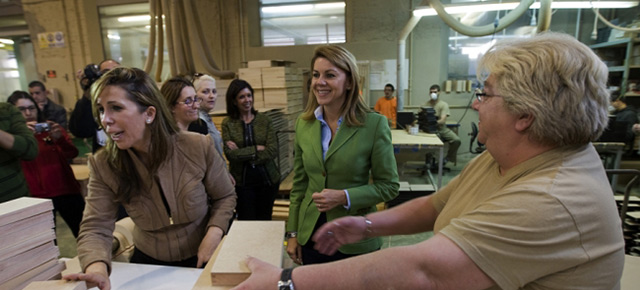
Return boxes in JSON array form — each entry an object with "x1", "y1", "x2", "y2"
[
  {"x1": 413, "y1": 1, "x2": 640, "y2": 17},
  {"x1": 262, "y1": 4, "x2": 313, "y2": 13},
  {"x1": 0, "y1": 38, "x2": 14, "y2": 45},
  {"x1": 262, "y1": 2, "x2": 344, "y2": 14},
  {"x1": 0, "y1": 43, "x2": 5, "y2": 48},
  {"x1": 107, "y1": 34, "x2": 121, "y2": 40},
  {"x1": 117, "y1": 15, "x2": 151, "y2": 23},
  {"x1": 315, "y1": 2, "x2": 346, "y2": 9}
]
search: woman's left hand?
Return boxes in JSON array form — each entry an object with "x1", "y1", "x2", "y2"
[
  {"x1": 312, "y1": 189, "x2": 347, "y2": 212},
  {"x1": 197, "y1": 226, "x2": 224, "y2": 268},
  {"x1": 49, "y1": 122, "x2": 62, "y2": 140}
]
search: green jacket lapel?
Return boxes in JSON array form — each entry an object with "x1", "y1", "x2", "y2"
[{"x1": 325, "y1": 125, "x2": 358, "y2": 162}]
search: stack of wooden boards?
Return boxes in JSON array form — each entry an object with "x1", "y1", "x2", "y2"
[
  {"x1": 239, "y1": 60, "x2": 305, "y2": 177},
  {"x1": 0, "y1": 197, "x2": 66, "y2": 289}
]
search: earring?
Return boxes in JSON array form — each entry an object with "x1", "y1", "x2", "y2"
[{"x1": 146, "y1": 118, "x2": 152, "y2": 124}]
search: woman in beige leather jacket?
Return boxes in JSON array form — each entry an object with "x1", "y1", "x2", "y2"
[{"x1": 64, "y1": 67, "x2": 236, "y2": 290}]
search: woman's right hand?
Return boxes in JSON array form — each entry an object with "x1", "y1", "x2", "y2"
[
  {"x1": 25, "y1": 121, "x2": 37, "y2": 133},
  {"x1": 286, "y1": 237, "x2": 303, "y2": 265},
  {"x1": 63, "y1": 261, "x2": 111, "y2": 290}
]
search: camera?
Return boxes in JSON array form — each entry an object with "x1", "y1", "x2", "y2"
[
  {"x1": 34, "y1": 123, "x2": 50, "y2": 133},
  {"x1": 81, "y1": 64, "x2": 103, "y2": 91}
]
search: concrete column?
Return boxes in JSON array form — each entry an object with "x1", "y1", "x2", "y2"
[{"x1": 22, "y1": 0, "x2": 103, "y2": 109}]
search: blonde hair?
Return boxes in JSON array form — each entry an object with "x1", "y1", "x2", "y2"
[
  {"x1": 477, "y1": 32, "x2": 609, "y2": 147},
  {"x1": 193, "y1": 74, "x2": 216, "y2": 91},
  {"x1": 301, "y1": 45, "x2": 369, "y2": 126}
]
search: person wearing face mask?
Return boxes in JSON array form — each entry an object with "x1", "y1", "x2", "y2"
[
  {"x1": 373, "y1": 84, "x2": 397, "y2": 128},
  {"x1": 222, "y1": 79, "x2": 280, "y2": 221},
  {"x1": 425, "y1": 84, "x2": 461, "y2": 165}
]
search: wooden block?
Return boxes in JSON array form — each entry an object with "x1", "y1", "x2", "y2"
[
  {"x1": 0, "y1": 228, "x2": 55, "y2": 259},
  {"x1": 22, "y1": 280, "x2": 87, "y2": 290},
  {"x1": 263, "y1": 87, "x2": 303, "y2": 106},
  {"x1": 273, "y1": 200, "x2": 290, "y2": 207},
  {"x1": 0, "y1": 197, "x2": 53, "y2": 226},
  {"x1": 3, "y1": 261, "x2": 67, "y2": 290},
  {"x1": 238, "y1": 68, "x2": 263, "y2": 88},
  {"x1": 210, "y1": 221, "x2": 285, "y2": 286},
  {"x1": 261, "y1": 67, "x2": 303, "y2": 88},
  {"x1": 0, "y1": 211, "x2": 54, "y2": 247},
  {"x1": 0, "y1": 242, "x2": 59, "y2": 284},
  {"x1": 191, "y1": 237, "x2": 231, "y2": 290}
]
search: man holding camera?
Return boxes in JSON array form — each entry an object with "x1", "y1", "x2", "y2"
[
  {"x1": 69, "y1": 63, "x2": 115, "y2": 152},
  {"x1": 28, "y1": 81, "x2": 68, "y2": 129}
]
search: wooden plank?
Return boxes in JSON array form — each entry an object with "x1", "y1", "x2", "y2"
[
  {"x1": 0, "y1": 242, "x2": 59, "y2": 284},
  {"x1": 0, "y1": 211, "x2": 54, "y2": 248},
  {"x1": 0, "y1": 228, "x2": 55, "y2": 259},
  {"x1": 191, "y1": 237, "x2": 231, "y2": 290},
  {"x1": 0, "y1": 197, "x2": 53, "y2": 226},
  {"x1": 210, "y1": 221, "x2": 285, "y2": 286},
  {"x1": 22, "y1": 280, "x2": 86, "y2": 290},
  {"x1": 0, "y1": 260, "x2": 65, "y2": 290}
]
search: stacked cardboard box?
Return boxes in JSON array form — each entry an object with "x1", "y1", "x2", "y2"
[{"x1": 0, "y1": 197, "x2": 66, "y2": 290}]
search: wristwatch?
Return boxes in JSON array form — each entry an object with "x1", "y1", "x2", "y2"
[
  {"x1": 278, "y1": 268, "x2": 295, "y2": 290},
  {"x1": 285, "y1": 231, "x2": 297, "y2": 239}
]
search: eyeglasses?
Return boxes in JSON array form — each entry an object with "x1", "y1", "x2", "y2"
[
  {"x1": 475, "y1": 91, "x2": 501, "y2": 103},
  {"x1": 177, "y1": 97, "x2": 203, "y2": 106},
  {"x1": 17, "y1": 106, "x2": 37, "y2": 112}
]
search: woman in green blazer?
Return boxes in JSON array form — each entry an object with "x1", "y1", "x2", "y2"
[{"x1": 286, "y1": 45, "x2": 399, "y2": 265}]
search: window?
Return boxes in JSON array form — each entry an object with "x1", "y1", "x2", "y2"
[
  {"x1": 260, "y1": 0, "x2": 345, "y2": 47},
  {"x1": 98, "y1": 3, "x2": 171, "y2": 78}
]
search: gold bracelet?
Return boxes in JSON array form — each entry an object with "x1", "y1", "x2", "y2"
[{"x1": 364, "y1": 217, "x2": 373, "y2": 238}]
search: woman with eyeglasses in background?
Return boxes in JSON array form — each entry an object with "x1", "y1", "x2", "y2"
[
  {"x1": 222, "y1": 79, "x2": 280, "y2": 221},
  {"x1": 7, "y1": 90, "x2": 85, "y2": 237},
  {"x1": 161, "y1": 76, "x2": 207, "y2": 134},
  {"x1": 63, "y1": 68, "x2": 235, "y2": 290}
]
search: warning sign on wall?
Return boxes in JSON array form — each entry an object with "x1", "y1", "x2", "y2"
[{"x1": 38, "y1": 31, "x2": 65, "y2": 49}]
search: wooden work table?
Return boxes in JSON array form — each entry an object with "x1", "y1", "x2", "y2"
[{"x1": 391, "y1": 129, "x2": 444, "y2": 189}]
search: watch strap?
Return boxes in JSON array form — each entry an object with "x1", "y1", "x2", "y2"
[{"x1": 278, "y1": 268, "x2": 295, "y2": 290}]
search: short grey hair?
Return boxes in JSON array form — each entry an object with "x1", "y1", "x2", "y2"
[
  {"x1": 477, "y1": 32, "x2": 609, "y2": 147},
  {"x1": 193, "y1": 74, "x2": 216, "y2": 91}
]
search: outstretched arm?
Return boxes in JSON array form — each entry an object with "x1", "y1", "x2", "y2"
[{"x1": 233, "y1": 233, "x2": 494, "y2": 290}]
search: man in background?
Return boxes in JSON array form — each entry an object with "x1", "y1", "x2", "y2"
[
  {"x1": 98, "y1": 59, "x2": 120, "y2": 73},
  {"x1": 374, "y1": 83, "x2": 397, "y2": 128},
  {"x1": 425, "y1": 84, "x2": 460, "y2": 164},
  {"x1": 28, "y1": 80, "x2": 68, "y2": 129}
]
